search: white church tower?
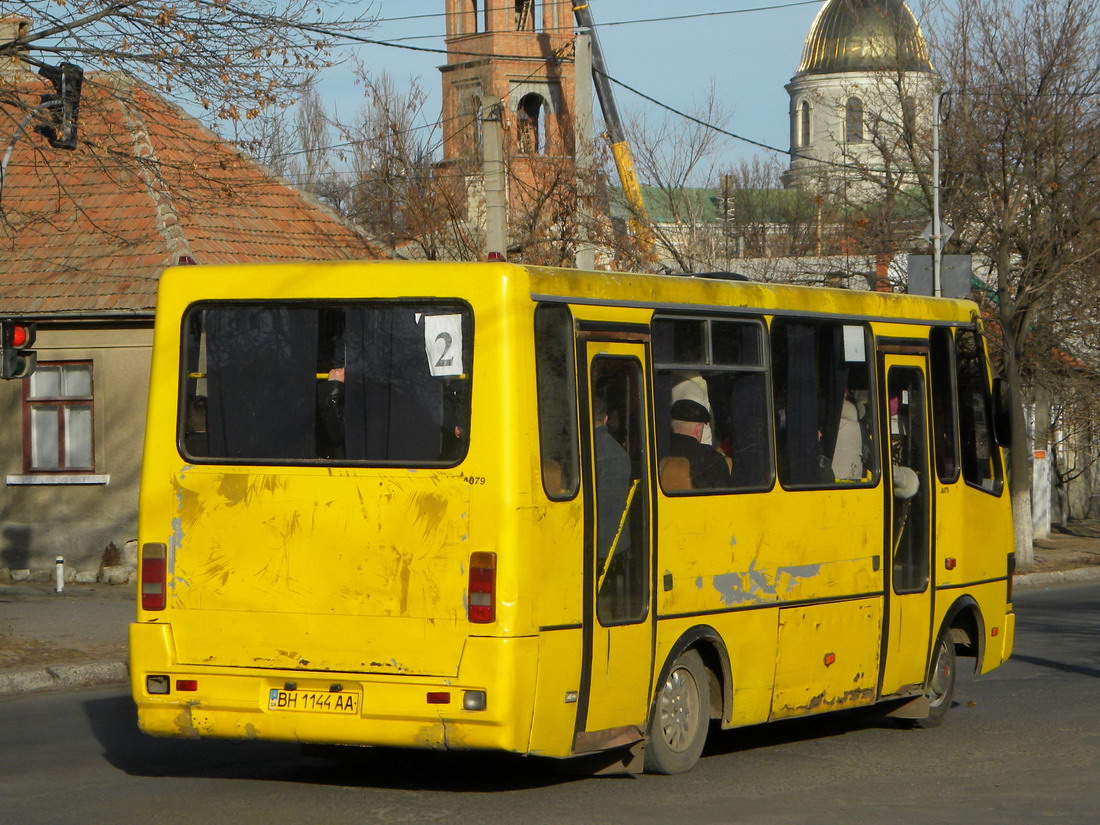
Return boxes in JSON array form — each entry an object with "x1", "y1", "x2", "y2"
[{"x1": 783, "y1": 0, "x2": 938, "y2": 196}]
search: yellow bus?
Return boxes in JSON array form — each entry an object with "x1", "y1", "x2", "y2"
[{"x1": 131, "y1": 260, "x2": 1015, "y2": 774}]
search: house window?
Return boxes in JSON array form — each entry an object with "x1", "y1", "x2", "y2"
[
  {"x1": 23, "y1": 362, "x2": 94, "y2": 472},
  {"x1": 846, "y1": 96, "x2": 864, "y2": 143},
  {"x1": 800, "y1": 100, "x2": 811, "y2": 148}
]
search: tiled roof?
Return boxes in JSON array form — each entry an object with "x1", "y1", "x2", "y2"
[{"x1": 0, "y1": 72, "x2": 378, "y2": 316}]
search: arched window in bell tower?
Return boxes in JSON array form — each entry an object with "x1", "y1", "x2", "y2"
[
  {"x1": 515, "y1": 0, "x2": 542, "y2": 31},
  {"x1": 799, "y1": 100, "x2": 811, "y2": 148},
  {"x1": 516, "y1": 92, "x2": 545, "y2": 154},
  {"x1": 846, "y1": 96, "x2": 864, "y2": 144}
]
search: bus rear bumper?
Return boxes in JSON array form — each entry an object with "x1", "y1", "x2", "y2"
[{"x1": 130, "y1": 622, "x2": 538, "y2": 754}]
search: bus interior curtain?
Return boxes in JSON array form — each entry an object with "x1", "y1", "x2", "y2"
[
  {"x1": 784, "y1": 324, "x2": 831, "y2": 484},
  {"x1": 818, "y1": 328, "x2": 848, "y2": 461},
  {"x1": 343, "y1": 307, "x2": 444, "y2": 462},
  {"x1": 727, "y1": 373, "x2": 769, "y2": 487},
  {"x1": 205, "y1": 306, "x2": 319, "y2": 459}
]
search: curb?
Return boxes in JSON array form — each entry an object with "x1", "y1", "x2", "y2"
[
  {"x1": 0, "y1": 660, "x2": 129, "y2": 696},
  {"x1": 1014, "y1": 566, "x2": 1100, "y2": 590}
]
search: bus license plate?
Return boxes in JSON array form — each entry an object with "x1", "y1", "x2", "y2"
[{"x1": 267, "y1": 688, "x2": 360, "y2": 715}]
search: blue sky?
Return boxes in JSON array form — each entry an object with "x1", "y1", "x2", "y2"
[{"x1": 315, "y1": 0, "x2": 833, "y2": 172}]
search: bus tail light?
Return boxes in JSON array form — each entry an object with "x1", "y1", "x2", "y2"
[
  {"x1": 468, "y1": 551, "x2": 496, "y2": 623},
  {"x1": 141, "y1": 542, "x2": 167, "y2": 611}
]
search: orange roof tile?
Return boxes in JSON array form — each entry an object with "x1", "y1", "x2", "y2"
[{"x1": 0, "y1": 72, "x2": 378, "y2": 316}]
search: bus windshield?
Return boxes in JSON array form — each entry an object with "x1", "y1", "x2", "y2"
[{"x1": 179, "y1": 300, "x2": 473, "y2": 466}]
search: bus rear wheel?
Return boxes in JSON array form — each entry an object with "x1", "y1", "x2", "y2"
[
  {"x1": 914, "y1": 630, "x2": 956, "y2": 728},
  {"x1": 644, "y1": 649, "x2": 709, "y2": 774}
]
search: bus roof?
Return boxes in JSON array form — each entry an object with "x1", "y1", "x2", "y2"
[{"x1": 157, "y1": 260, "x2": 979, "y2": 327}]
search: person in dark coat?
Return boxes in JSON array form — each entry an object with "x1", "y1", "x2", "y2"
[
  {"x1": 667, "y1": 398, "x2": 731, "y2": 489},
  {"x1": 593, "y1": 397, "x2": 633, "y2": 562}
]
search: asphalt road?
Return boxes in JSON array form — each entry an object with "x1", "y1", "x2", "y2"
[{"x1": 1, "y1": 583, "x2": 1098, "y2": 825}]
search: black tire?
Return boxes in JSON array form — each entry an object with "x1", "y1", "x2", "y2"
[
  {"x1": 914, "y1": 629, "x2": 956, "y2": 728},
  {"x1": 644, "y1": 649, "x2": 710, "y2": 774}
]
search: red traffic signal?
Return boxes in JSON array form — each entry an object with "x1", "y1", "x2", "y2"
[{"x1": 1, "y1": 319, "x2": 37, "y2": 380}]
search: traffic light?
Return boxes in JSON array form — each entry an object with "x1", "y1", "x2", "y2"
[
  {"x1": 35, "y1": 62, "x2": 83, "y2": 151},
  {"x1": 1, "y1": 319, "x2": 37, "y2": 380}
]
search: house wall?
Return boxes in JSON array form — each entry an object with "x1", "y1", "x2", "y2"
[{"x1": 0, "y1": 321, "x2": 153, "y2": 575}]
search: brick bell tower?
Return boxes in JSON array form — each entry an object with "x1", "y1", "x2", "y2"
[{"x1": 440, "y1": 1, "x2": 576, "y2": 167}]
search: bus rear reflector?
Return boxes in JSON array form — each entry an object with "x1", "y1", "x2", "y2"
[
  {"x1": 141, "y1": 542, "x2": 167, "y2": 611},
  {"x1": 468, "y1": 551, "x2": 496, "y2": 623}
]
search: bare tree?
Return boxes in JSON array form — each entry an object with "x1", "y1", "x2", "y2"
[
  {"x1": 331, "y1": 70, "x2": 478, "y2": 260},
  {"x1": 722, "y1": 158, "x2": 819, "y2": 262},
  {"x1": 0, "y1": 1, "x2": 379, "y2": 233},
  {"x1": 0, "y1": 1, "x2": 377, "y2": 132},
  {"x1": 294, "y1": 84, "x2": 334, "y2": 192},
  {"x1": 925, "y1": 0, "x2": 1100, "y2": 563},
  {"x1": 627, "y1": 83, "x2": 734, "y2": 273}
]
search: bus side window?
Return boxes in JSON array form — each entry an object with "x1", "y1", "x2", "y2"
[
  {"x1": 955, "y1": 328, "x2": 1004, "y2": 494},
  {"x1": 535, "y1": 304, "x2": 579, "y2": 499},
  {"x1": 653, "y1": 316, "x2": 772, "y2": 493},
  {"x1": 929, "y1": 327, "x2": 960, "y2": 483},
  {"x1": 772, "y1": 320, "x2": 876, "y2": 488}
]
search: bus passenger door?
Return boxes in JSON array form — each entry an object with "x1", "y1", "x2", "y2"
[
  {"x1": 880, "y1": 355, "x2": 934, "y2": 696},
  {"x1": 575, "y1": 341, "x2": 654, "y2": 753}
]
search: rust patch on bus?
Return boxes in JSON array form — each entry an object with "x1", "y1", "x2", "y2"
[
  {"x1": 777, "y1": 686, "x2": 876, "y2": 716},
  {"x1": 173, "y1": 705, "x2": 201, "y2": 739}
]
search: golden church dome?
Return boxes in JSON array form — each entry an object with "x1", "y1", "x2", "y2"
[{"x1": 797, "y1": 0, "x2": 933, "y2": 75}]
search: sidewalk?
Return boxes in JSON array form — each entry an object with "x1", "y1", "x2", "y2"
[
  {"x1": 2, "y1": 529, "x2": 1099, "y2": 697},
  {"x1": 0, "y1": 580, "x2": 132, "y2": 695}
]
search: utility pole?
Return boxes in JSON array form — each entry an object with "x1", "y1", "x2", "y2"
[
  {"x1": 574, "y1": 30, "x2": 595, "y2": 270},
  {"x1": 931, "y1": 89, "x2": 945, "y2": 297},
  {"x1": 481, "y1": 96, "x2": 507, "y2": 259}
]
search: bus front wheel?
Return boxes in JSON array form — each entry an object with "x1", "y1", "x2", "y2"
[
  {"x1": 644, "y1": 649, "x2": 709, "y2": 774},
  {"x1": 915, "y1": 630, "x2": 956, "y2": 728}
]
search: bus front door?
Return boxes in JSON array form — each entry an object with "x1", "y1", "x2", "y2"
[
  {"x1": 880, "y1": 356, "x2": 934, "y2": 697},
  {"x1": 574, "y1": 341, "x2": 654, "y2": 756}
]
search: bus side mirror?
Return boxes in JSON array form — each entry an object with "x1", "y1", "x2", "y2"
[{"x1": 992, "y1": 378, "x2": 1012, "y2": 448}]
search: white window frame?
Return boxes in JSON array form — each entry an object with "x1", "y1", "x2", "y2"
[{"x1": 22, "y1": 361, "x2": 95, "y2": 473}]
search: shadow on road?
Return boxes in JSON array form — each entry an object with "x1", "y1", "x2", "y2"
[
  {"x1": 1009, "y1": 653, "x2": 1100, "y2": 679},
  {"x1": 83, "y1": 690, "x2": 938, "y2": 790},
  {"x1": 701, "y1": 701, "x2": 924, "y2": 760},
  {"x1": 82, "y1": 693, "x2": 579, "y2": 791}
]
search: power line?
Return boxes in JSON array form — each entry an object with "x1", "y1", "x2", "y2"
[
  {"x1": 369, "y1": 0, "x2": 822, "y2": 28},
  {"x1": 326, "y1": 1, "x2": 822, "y2": 48}
]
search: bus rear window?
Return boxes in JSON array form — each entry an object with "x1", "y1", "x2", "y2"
[{"x1": 180, "y1": 301, "x2": 472, "y2": 465}]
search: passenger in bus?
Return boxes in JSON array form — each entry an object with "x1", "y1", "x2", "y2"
[
  {"x1": 889, "y1": 394, "x2": 919, "y2": 500},
  {"x1": 831, "y1": 397, "x2": 864, "y2": 481},
  {"x1": 667, "y1": 399, "x2": 731, "y2": 489},
  {"x1": 593, "y1": 396, "x2": 632, "y2": 562},
  {"x1": 317, "y1": 366, "x2": 346, "y2": 459},
  {"x1": 893, "y1": 465, "x2": 919, "y2": 500},
  {"x1": 671, "y1": 372, "x2": 713, "y2": 445}
]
